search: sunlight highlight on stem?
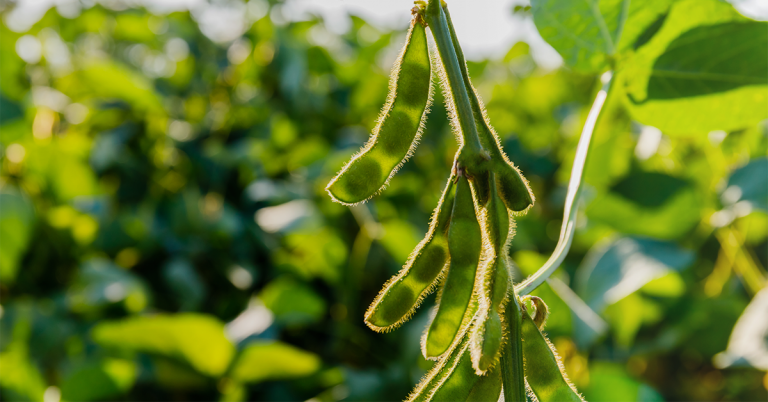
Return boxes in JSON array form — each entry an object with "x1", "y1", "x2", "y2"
[{"x1": 514, "y1": 71, "x2": 613, "y2": 296}]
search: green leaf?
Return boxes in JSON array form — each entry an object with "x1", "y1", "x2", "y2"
[
  {"x1": 576, "y1": 237, "x2": 694, "y2": 312},
  {"x1": 723, "y1": 157, "x2": 768, "y2": 212},
  {"x1": 582, "y1": 362, "x2": 664, "y2": 402},
  {"x1": 60, "y1": 359, "x2": 137, "y2": 401},
  {"x1": 91, "y1": 313, "x2": 235, "y2": 377},
  {"x1": 586, "y1": 171, "x2": 703, "y2": 239},
  {"x1": 229, "y1": 341, "x2": 321, "y2": 384},
  {"x1": 0, "y1": 191, "x2": 35, "y2": 284},
  {"x1": 530, "y1": 0, "x2": 628, "y2": 71},
  {"x1": 258, "y1": 276, "x2": 327, "y2": 327},
  {"x1": 623, "y1": 0, "x2": 768, "y2": 133},
  {"x1": 530, "y1": 0, "x2": 673, "y2": 72}
]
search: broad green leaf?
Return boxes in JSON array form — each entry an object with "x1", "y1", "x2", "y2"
[
  {"x1": 576, "y1": 237, "x2": 694, "y2": 312},
  {"x1": 603, "y1": 292, "x2": 663, "y2": 347},
  {"x1": 723, "y1": 157, "x2": 768, "y2": 212},
  {"x1": 0, "y1": 191, "x2": 35, "y2": 283},
  {"x1": 623, "y1": 0, "x2": 768, "y2": 133},
  {"x1": 258, "y1": 276, "x2": 326, "y2": 327},
  {"x1": 229, "y1": 341, "x2": 321, "y2": 384},
  {"x1": 714, "y1": 286, "x2": 768, "y2": 370},
  {"x1": 60, "y1": 359, "x2": 137, "y2": 401},
  {"x1": 530, "y1": 0, "x2": 673, "y2": 72},
  {"x1": 91, "y1": 313, "x2": 235, "y2": 377},
  {"x1": 586, "y1": 171, "x2": 703, "y2": 239}
]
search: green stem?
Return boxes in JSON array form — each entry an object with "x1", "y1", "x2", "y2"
[
  {"x1": 514, "y1": 72, "x2": 614, "y2": 296},
  {"x1": 424, "y1": 0, "x2": 485, "y2": 163},
  {"x1": 501, "y1": 293, "x2": 526, "y2": 402}
]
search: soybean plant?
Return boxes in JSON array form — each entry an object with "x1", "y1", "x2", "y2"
[{"x1": 327, "y1": 1, "x2": 586, "y2": 400}]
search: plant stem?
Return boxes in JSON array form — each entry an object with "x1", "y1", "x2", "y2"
[
  {"x1": 424, "y1": 0, "x2": 485, "y2": 163},
  {"x1": 514, "y1": 71, "x2": 614, "y2": 296},
  {"x1": 501, "y1": 293, "x2": 526, "y2": 402}
]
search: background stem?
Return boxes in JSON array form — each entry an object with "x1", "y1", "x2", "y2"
[{"x1": 514, "y1": 72, "x2": 614, "y2": 296}]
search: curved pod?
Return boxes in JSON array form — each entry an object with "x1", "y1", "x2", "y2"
[{"x1": 327, "y1": 19, "x2": 433, "y2": 205}]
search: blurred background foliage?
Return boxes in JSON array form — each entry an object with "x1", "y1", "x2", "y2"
[{"x1": 0, "y1": 0, "x2": 767, "y2": 401}]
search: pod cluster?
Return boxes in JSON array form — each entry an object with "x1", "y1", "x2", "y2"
[{"x1": 327, "y1": 2, "x2": 583, "y2": 401}]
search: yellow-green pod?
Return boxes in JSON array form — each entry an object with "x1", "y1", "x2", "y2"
[
  {"x1": 326, "y1": 18, "x2": 433, "y2": 205},
  {"x1": 442, "y1": 5, "x2": 534, "y2": 213},
  {"x1": 521, "y1": 308, "x2": 584, "y2": 402},
  {"x1": 365, "y1": 174, "x2": 456, "y2": 331},
  {"x1": 423, "y1": 173, "x2": 482, "y2": 359}
]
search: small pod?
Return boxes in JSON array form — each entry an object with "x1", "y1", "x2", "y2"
[
  {"x1": 442, "y1": 5, "x2": 534, "y2": 213},
  {"x1": 521, "y1": 307, "x2": 585, "y2": 402},
  {"x1": 470, "y1": 175, "x2": 513, "y2": 374},
  {"x1": 423, "y1": 173, "x2": 482, "y2": 359},
  {"x1": 365, "y1": 174, "x2": 456, "y2": 331},
  {"x1": 326, "y1": 18, "x2": 433, "y2": 205}
]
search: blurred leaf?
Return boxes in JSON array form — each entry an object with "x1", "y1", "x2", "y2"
[
  {"x1": 623, "y1": 0, "x2": 767, "y2": 133},
  {"x1": 582, "y1": 362, "x2": 663, "y2": 402},
  {"x1": 162, "y1": 258, "x2": 206, "y2": 311},
  {"x1": 91, "y1": 313, "x2": 235, "y2": 377},
  {"x1": 714, "y1": 287, "x2": 768, "y2": 370},
  {"x1": 67, "y1": 258, "x2": 150, "y2": 314},
  {"x1": 60, "y1": 358, "x2": 137, "y2": 401},
  {"x1": 723, "y1": 157, "x2": 768, "y2": 212},
  {"x1": 63, "y1": 62, "x2": 162, "y2": 112},
  {"x1": 604, "y1": 292, "x2": 662, "y2": 347},
  {"x1": 0, "y1": 191, "x2": 35, "y2": 283},
  {"x1": 379, "y1": 221, "x2": 420, "y2": 264},
  {"x1": 229, "y1": 340, "x2": 321, "y2": 384},
  {"x1": 259, "y1": 276, "x2": 326, "y2": 327},
  {"x1": 586, "y1": 171, "x2": 702, "y2": 239},
  {"x1": 275, "y1": 228, "x2": 346, "y2": 284},
  {"x1": 576, "y1": 237, "x2": 694, "y2": 311},
  {"x1": 0, "y1": 319, "x2": 46, "y2": 402}
]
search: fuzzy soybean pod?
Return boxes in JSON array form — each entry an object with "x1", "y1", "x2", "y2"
[
  {"x1": 326, "y1": 18, "x2": 433, "y2": 205},
  {"x1": 364, "y1": 174, "x2": 456, "y2": 331},
  {"x1": 424, "y1": 173, "x2": 482, "y2": 359},
  {"x1": 408, "y1": 317, "x2": 501, "y2": 402},
  {"x1": 442, "y1": 5, "x2": 534, "y2": 213},
  {"x1": 521, "y1": 308, "x2": 585, "y2": 402},
  {"x1": 470, "y1": 178, "x2": 512, "y2": 374}
]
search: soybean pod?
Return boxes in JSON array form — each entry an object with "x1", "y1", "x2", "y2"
[
  {"x1": 423, "y1": 173, "x2": 482, "y2": 359},
  {"x1": 470, "y1": 174, "x2": 514, "y2": 374},
  {"x1": 443, "y1": 5, "x2": 534, "y2": 213},
  {"x1": 365, "y1": 173, "x2": 456, "y2": 331},
  {"x1": 326, "y1": 17, "x2": 433, "y2": 205},
  {"x1": 521, "y1": 307, "x2": 584, "y2": 402}
]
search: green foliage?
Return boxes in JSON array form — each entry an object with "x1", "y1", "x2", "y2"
[
  {"x1": 229, "y1": 341, "x2": 321, "y2": 383},
  {"x1": 1, "y1": 0, "x2": 766, "y2": 401},
  {"x1": 92, "y1": 314, "x2": 235, "y2": 377}
]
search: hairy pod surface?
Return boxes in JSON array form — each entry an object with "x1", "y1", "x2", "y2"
[
  {"x1": 409, "y1": 317, "x2": 502, "y2": 402},
  {"x1": 424, "y1": 174, "x2": 482, "y2": 359},
  {"x1": 470, "y1": 176, "x2": 513, "y2": 374},
  {"x1": 364, "y1": 175, "x2": 456, "y2": 331},
  {"x1": 326, "y1": 19, "x2": 433, "y2": 205},
  {"x1": 442, "y1": 5, "x2": 534, "y2": 213},
  {"x1": 521, "y1": 308, "x2": 584, "y2": 402}
]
